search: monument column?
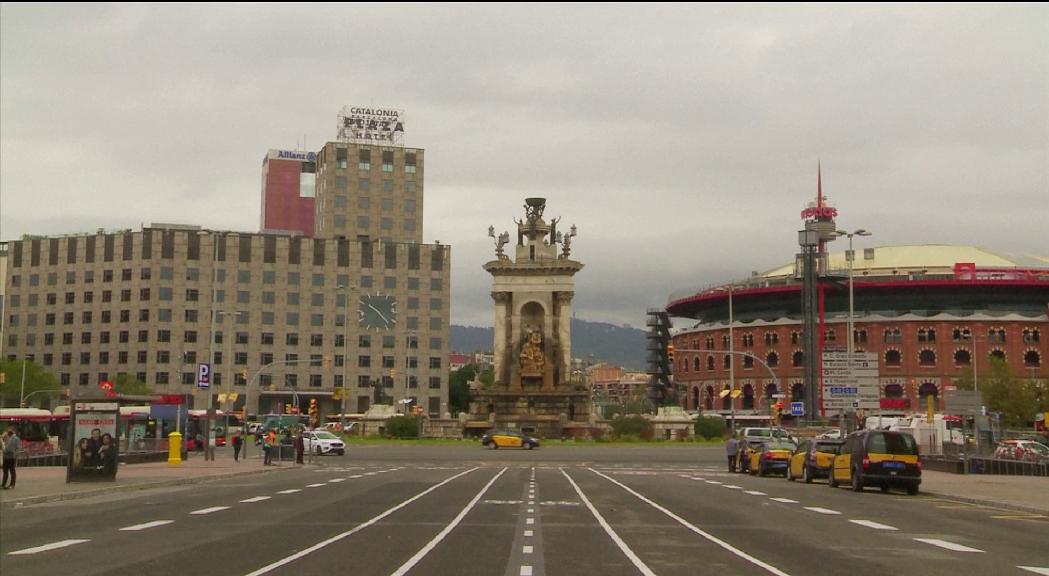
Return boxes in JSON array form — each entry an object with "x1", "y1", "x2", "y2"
[
  {"x1": 492, "y1": 292, "x2": 511, "y2": 388},
  {"x1": 556, "y1": 292, "x2": 574, "y2": 383}
]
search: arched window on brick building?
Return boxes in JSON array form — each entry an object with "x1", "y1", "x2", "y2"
[
  {"x1": 885, "y1": 349, "x2": 902, "y2": 366},
  {"x1": 919, "y1": 349, "x2": 937, "y2": 366},
  {"x1": 792, "y1": 350, "x2": 804, "y2": 367},
  {"x1": 1024, "y1": 350, "x2": 1041, "y2": 368},
  {"x1": 954, "y1": 349, "x2": 971, "y2": 366}
]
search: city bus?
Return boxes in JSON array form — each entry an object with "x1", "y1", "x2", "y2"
[{"x1": 0, "y1": 408, "x2": 58, "y2": 456}]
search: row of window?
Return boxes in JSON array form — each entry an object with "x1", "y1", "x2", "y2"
[
  {"x1": 687, "y1": 327, "x2": 1042, "y2": 351},
  {"x1": 675, "y1": 347, "x2": 1042, "y2": 374},
  {"x1": 7, "y1": 310, "x2": 444, "y2": 331},
  {"x1": 7, "y1": 330, "x2": 444, "y2": 350},
  {"x1": 16, "y1": 349, "x2": 445, "y2": 369},
  {"x1": 9, "y1": 289, "x2": 443, "y2": 308},
  {"x1": 53, "y1": 371, "x2": 442, "y2": 389},
  {"x1": 8, "y1": 233, "x2": 445, "y2": 270},
  {"x1": 331, "y1": 179, "x2": 418, "y2": 195},
  {"x1": 10, "y1": 269, "x2": 446, "y2": 290}
]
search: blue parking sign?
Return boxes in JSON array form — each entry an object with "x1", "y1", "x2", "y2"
[{"x1": 197, "y1": 363, "x2": 211, "y2": 389}]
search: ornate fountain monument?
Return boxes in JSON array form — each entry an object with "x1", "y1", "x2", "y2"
[{"x1": 467, "y1": 198, "x2": 589, "y2": 437}]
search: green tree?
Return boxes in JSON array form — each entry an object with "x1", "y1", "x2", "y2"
[
  {"x1": 112, "y1": 373, "x2": 153, "y2": 396},
  {"x1": 610, "y1": 415, "x2": 653, "y2": 439},
  {"x1": 448, "y1": 364, "x2": 476, "y2": 416},
  {"x1": 694, "y1": 416, "x2": 725, "y2": 440},
  {"x1": 385, "y1": 415, "x2": 421, "y2": 438},
  {"x1": 982, "y1": 357, "x2": 1040, "y2": 427},
  {"x1": 0, "y1": 359, "x2": 60, "y2": 408}
]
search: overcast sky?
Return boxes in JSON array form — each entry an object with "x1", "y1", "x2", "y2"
[{"x1": 2, "y1": 4, "x2": 1046, "y2": 328}]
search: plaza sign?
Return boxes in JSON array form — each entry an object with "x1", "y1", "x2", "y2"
[{"x1": 337, "y1": 105, "x2": 405, "y2": 145}]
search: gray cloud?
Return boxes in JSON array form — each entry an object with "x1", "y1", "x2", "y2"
[{"x1": 3, "y1": 4, "x2": 1046, "y2": 329}]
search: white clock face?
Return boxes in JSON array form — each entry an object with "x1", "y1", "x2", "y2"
[{"x1": 359, "y1": 293, "x2": 397, "y2": 331}]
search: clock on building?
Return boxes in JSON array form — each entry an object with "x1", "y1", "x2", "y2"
[{"x1": 359, "y1": 293, "x2": 397, "y2": 331}]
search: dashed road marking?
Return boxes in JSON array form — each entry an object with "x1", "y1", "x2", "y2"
[
  {"x1": 524, "y1": 530, "x2": 534, "y2": 537},
  {"x1": 744, "y1": 491, "x2": 767, "y2": 496},
  {"x1": 523, "y1": 546, "x2": 533, "y2": 554},
  {"x1": 803, "y1": 507, "x2": 841, "y2": 515},
  {"x1": 277, "y1": 489, "x2": 301, "y2": 495},
  {"x1": 723, "y1": 485, "x2": 744, "y2": 490},
  {"x1": 306, "y1": 483, "x2": 327, "y2": 488},
  {"x1": 849, "y1": 520, "x2": 898, "y2": 531},
  {"x1": 770, "y1": 498, "x2": 798, "y2": 504},
  {"x1": 120, "y1": 520, "x2": 174, "y2": 531},
  {"x1": 913, "y1": 538, "x2": 984, "y2": 553},
  {"x1": 9, "y1": 539, "x2": 91, "y2": 556},
  {"x1": 328, "y1": 478, "x2": 346, "y2": 483},
  {"x1": 526, "y1": 518, "x2": 535, "y2": 525},
  {"x1": 241, "y1": 496, "x2": 271, "y2": 503},
  {"x1": 190, "y1": 506, "x2": 231, "y2": 515},
  {"x1": 520, "y1": 566, "x2": 533, "y2": 576},
  {"x1": 706, "y1": 480, "x2": 722, "y2": 485}
]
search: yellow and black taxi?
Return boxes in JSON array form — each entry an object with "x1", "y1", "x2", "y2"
[
  {"x1": 734, "y1": 440, "x2": 765, "y2": 473},
  {"x1": 747, "y1": 439, "x2": 796, "y2": 477},
  {"x1": 829, "y1": 430, "x2": 921, "y2": 494},
  {"x1": 787, "y1": 438, "x2": 844, "y2": 483},
  {"x1": 481, "y1": 430, "x2": 540, "y2": 450}
]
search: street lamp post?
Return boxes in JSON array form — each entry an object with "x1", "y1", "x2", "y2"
[
  {"x1": 19, "y1": 356, "x2": 28, "y2": 407},
  {"x1": 712, "y1": 284, "x2": 736, "y2": 434},
  {"x1": 219, "y1": 310, "x2": 244, "y2": 447},
  {"x1": 835, "y1": 229, "x2": 871, "y2": 431},
  {"x1": 199, "y1": 229, "x2": 224, "y2": 461},
  {"x1": 336, "y1": 284, "x2": 356, "y2": 431}
]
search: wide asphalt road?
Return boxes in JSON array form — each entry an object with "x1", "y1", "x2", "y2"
[{"x1": 2, "y1": 444, "x2": 1046, "y2": 576}]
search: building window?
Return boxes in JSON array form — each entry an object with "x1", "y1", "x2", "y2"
[
  {"x1": 764, "y1": 332, "x2": 779, "y2": 346},
  {"x1": 885, "y1": 349, "x2": 902, "y2": 366},
  {"x1": 954, "y1": 349, "x2": 972, "y2": 366},
  {"x1": 1024, "y1": 350, "x2": 1041, "y2": 367},
  {"x1": 766, "y1": 351, "x2": 779, "y2": 368},
  {"x1": 918, "y1": 349, "x2": 937, "y2": 366},
  {"x1": 1023, "y1": 328, "x2": 1041, "y2": 344},
  {"x1": 883, "y1": 328, "x2": 902, "y2": 344},
  {"x1": 792, "y1": 351, "x2": 804, "y2": 367},
  {"x1": 988, "y1": 328, "x2": 1007, "y2": 343}
]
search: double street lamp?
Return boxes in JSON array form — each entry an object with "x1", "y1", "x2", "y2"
[{"x1": 336, "y1": 284, "x2": 357, "y2": 431}]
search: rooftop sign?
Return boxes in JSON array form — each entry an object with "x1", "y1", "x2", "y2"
[
  {"x1": 337, "y1": 105, "x2": 405, "y2": 146},
  {"x1": 267, "y1": 149, "x2": 317, "y2": 162}
]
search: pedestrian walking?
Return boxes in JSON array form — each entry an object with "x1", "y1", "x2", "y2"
[
  {"x1": 2, "y1": 425, "x2": 21, "y2": 490},
  {"x1": 294, "y1": 430, "x2": 305, "y2": 465},
  {"x1": 725, "y1": 435, "x2": 739, "y2": 473},
  {"x1": 232, "y1": 433, "x2": 243, "y2": 462},
  {"x1": 263, "y1": 430, "x2": 276, "y2": 465}
]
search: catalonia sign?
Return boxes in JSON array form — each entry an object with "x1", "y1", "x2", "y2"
[{"x1": 337, "y1": 105, "x2": 405, "y2": 146}]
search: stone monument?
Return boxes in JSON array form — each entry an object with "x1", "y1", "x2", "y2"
[{"x1": 468, "y1": 198, "x2": 589, "y2": 437}]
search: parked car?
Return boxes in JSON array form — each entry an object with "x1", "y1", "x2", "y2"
[
  {"x1": 302, "y1": 430, "x2": 346, "y2": 455},
  {"x1": 994, "y1": 439, "x2": 1049, "y2": 462},
  {"x1": 829, "y1": 430, "x2": 921, "y2": 495},
  {"x1": 815, "y1": 428, "x2": 844, "y2": 440},
  {"x1": 735, "y1": 439, "x2": 767, "y2": 474},
  {"x1": 748, "y1": 440, "x2": 796, "y2": 477},
  {"x1": 481, "y1": 430, "x2": 540, "y2": 450},
  {"x1": 787, "y1": 439, "x2": 844, "y2": 483}
]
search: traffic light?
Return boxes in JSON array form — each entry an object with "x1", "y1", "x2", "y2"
[
  {"x1": 309, "y1": 398, "x2": 320, "y2": 427},
  {"x1": 285, "y1": 403, "x2": 292, "y2": 414},
  {"x1": 666, "y1": 345, "x2": 675, "y2": 363},
  {"x1": 241, "y1": 368, "x2": 249, "y2": 381},
  {"x1": 390, "y1": 368, "x2": 397, "y2": 380}
]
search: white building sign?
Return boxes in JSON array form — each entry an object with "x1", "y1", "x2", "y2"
[{"x1": 337, "y1": 106, "x2": 405, "y2": 145}]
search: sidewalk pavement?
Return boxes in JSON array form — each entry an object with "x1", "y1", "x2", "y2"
[
  {"x1": 919, "y1": 469, "x2": 1048, "y2": 515},
  {"x1": 0, "y1": 445, "x2": 302, "y2": 510}
]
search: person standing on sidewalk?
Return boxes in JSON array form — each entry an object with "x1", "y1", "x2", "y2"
[
  {"x1": 725, "y1": 434, "x2": 739, "y2": 473},
  {"x1": 2, "y1": 425, "x2": 20, "y2": 489},
  {"x1": 232, "y1": 433, "x2": 244, "y2": 462},
  {"x1": 294, "y1": 430, "x2": 305, "y2": 465}
]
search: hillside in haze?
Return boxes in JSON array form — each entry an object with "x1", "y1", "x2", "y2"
[{"x1": 451, "y1": 318, "x2": 646, "y2": 369}]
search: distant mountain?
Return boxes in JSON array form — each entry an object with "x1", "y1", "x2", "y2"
[{"x1": 451, "y1": 318, "x2": 646, "y2": 369}]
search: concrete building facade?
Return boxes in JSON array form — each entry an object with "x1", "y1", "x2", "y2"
[{"x1": 260, "y1": 149, "x2": 317, "y2": 237}]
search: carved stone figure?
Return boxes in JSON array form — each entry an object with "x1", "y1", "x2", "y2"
[{"x1": 520, "y1": 329, "x2": 545, "y2": 379}]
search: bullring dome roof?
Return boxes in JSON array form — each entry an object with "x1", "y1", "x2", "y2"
[{"x1": 757, "y1": 244, "x2": 1049, "y2": 280}]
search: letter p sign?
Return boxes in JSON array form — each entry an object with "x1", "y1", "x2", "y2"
[{"x1": 197, "y1": 363, "x2": 212, "y2": 389}]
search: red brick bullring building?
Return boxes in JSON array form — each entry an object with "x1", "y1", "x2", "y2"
[{"x1": 666, "y1": 245, "x2": 1048, "y2": 420}]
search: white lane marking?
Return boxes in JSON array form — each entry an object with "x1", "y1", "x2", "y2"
[
  {"x1": 9, "y1": 539, "x2": 91, "y2": 556},
  {"x1": 484, "y1": 500, "x2": 524, "y2": 505},
  {"x1": 913, "y1": 538, "x2": 984, "y2": 553},
  {"x1": 744, "y1": 490, "x2": 767, "y2": 496},
  {"x1": 241, "y1": 496, "x2": 272, "y2": 503},
  {"x1": 389, "y1": 468, "x2": 508, "y2": 576},
  {"x1": 277, "y1": 489, "x2": 301, "y2": 494},
  {"x1": 242, "y1": 467, "x2": 479, "y2": 576},
  {"x1": 528, "y1": 508, "x2": 534, "y2": 513},
  {"x1": 521, "y1": 566, "x2": 533, "y2": 576},
  {"x1": 590, "y1": 468, "x2": 792, "y2": 576},
  {"x1": 190, "y1": 506, "x2": 231, "y2": 515},
  {"x1": 328, "y1": 478, "x2": 346, "y2": 483},
  {"x1": 523, "y1": 545, "x2": 534, "y2": 554},
  {"x1": 350, "y1": 475, "x2": 363, "y2": 478},
  {"x1": 524, "y1": 530, "x2": 534, "y2": 537},
  {"x1": 770, "y1": 498, "x2": 798, "y2": 504},
  {"x1": 706, "y1": 480, "x2": 722, "y2": 485},
  {"x1": 562, "y1": 468, "x2": 657, "y2": 576},
  {"x1": 849, "y1": 520, "x2": 898, "y2": 531},
  {"x1": 803, "y1": 507, "x2": 841, "y2": 515},
  {"x1": 1018, "y1": 568, "x2": 1049, "y2": 575},
  {"x1": 526, "y1": 518, "x2": 535, "y2": 525},
  {"x1": 723, "y1": 485, "x2": 744, "y2": 490},
  {"x1": 306, "y1": 483, "x2": 327, "y2": 488},
  {"x1": 120, "y1": 520, "x2": 174, "y2": 531},
  {"x1": 692, "y1": 477, "x2": 706, "y2": 481}
]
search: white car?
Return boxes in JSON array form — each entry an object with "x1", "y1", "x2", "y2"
[{"x1": 302, "y1": 430, "x2": 346, "y2": 455}]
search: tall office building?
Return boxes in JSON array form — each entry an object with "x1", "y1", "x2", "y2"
[
  {"x1": 260, "y1": 149, "x2": 317, "y2": 237},
  {"x1": 312, "y1": 143, "x2": 423, "y2": 243},
  {"x1": 2, "y1": 108, "x2": 451, "y2": 418}
]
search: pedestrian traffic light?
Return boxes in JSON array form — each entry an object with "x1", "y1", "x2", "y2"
[{"x1": 666, "y1": 345, "x2": 675, "y2": 362}]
